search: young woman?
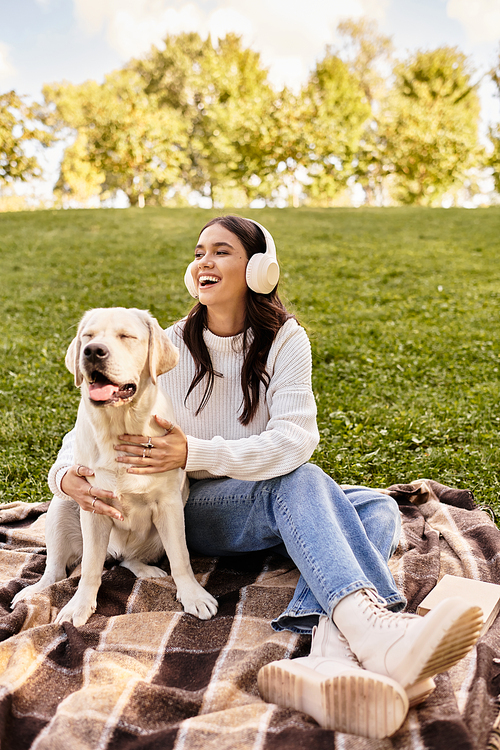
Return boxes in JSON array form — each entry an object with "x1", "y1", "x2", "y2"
[{"x1": 49, "y1": 215, "x2": 482, "y2": 740}]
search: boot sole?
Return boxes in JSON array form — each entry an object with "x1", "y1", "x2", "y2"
[
  {"x1": 406, "y1": 677, "x2": 436, "y2": 706},
  {"x1": 258, "y1": 659, "x2": 409, "y2": 739},
  {"x1": 391, "y1": 598, "x2": 483, "y2": 689}
]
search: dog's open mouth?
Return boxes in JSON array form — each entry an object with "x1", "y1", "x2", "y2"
[{"x1": 88, "y1": 372, "x2": 137, "y2": 405}]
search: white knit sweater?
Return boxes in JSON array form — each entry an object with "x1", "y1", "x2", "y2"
[{"x1": 48, "y1": 317, "x2": 319, "y2": 498}]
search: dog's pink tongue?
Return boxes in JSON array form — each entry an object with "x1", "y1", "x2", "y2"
[{"x1": 89, "y1": 383, "x2": 119, "y2": 401}]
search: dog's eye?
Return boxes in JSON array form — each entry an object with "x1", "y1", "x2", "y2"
[{"x1": 119, "y1": 334, "x2": 136, "y2": 340}]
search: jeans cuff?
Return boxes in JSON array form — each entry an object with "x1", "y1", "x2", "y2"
[
  {"x1": 271, "y1": 611, "x2": 322, "y2": 634},
  {"x1": 272, "y1": 586, "x2": 407, "y2": 634}
]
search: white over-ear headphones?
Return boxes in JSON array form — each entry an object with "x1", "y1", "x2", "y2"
[{"x1": 184, "y1": 218, "x2": 280, "y2": 298}]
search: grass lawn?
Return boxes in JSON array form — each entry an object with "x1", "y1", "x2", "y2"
[{"x1": 0, "y1": 206, "x2": 499, "y2": 515}]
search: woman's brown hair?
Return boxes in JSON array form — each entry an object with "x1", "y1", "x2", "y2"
[{"x1": 182, "y1": 215, "x2": 295, "y2": 425}]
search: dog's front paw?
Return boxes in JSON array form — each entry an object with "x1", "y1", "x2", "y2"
[
  {"x1": 177, "y1": 582, "x2": 218, "y2": 620},
  {"x1": 12, "y1": 586, "x2": 34, "y2": 608},
  {"x1": 11, "y1": 581, "x2": 46, "y2": 608},
  {"x1": 55, "y1": 594, "x2": 96, "y2": 627},
  {"x1": 120, "y1": 560, "x2": 169, "y2": 579}
]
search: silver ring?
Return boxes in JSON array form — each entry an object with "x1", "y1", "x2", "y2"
[
  {"x1": 164, "y1": 423, "x2": 175, "y2": 435},
  {"x1": 142, "y1": 448, "x2": 147, "y2": 458},
  {"x1": 92, "y1": 497, "x2": 96, "y2": 508},
  {"x1": 87, "y1": 486, "x2": 93, "y2": 497},
  {"x1": 141, "y1": 438, "x2": 154, "y2": 449},
  {"x1": 93, "y1": 509, "x2": 96, "y2": 514},
  {"x1": 76, "y1": 465, "x2": 84, "y2": 477}
]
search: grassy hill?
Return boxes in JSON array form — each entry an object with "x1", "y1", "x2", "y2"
[{"x1": 1, "y1": 206, "x2": 499, "y2": 514}]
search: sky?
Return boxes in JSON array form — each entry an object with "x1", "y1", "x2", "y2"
[{"x1": 1, "y1": 0, "x2": 500, "y2": 202}]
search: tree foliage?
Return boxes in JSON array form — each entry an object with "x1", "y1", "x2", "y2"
[
  {"x1": 337, "y1": 18, "x2": 394, "y2": 107},
  {"x1": 383, "y1": 47, "x2": 481, "y2": 205},
  {"x1": 1, "y1": 25, "x2": 492, "y2": 207},
  {"x1": 488, "y1": 49, "x2": 500, "y2": 194},
  {"x1": 133, "y1": 33, "x2": 278, "y2": 205},
  {"x1": 43, "y1": 70, "x2": 188, "y2": 205},
  {"x1": 336, "y1": 20, "x2": 394, "y2": 205},
  {"x1": 301, "y1": 52, "x2": 371, "y2": 204},
  {"x1": 0, "y1": 91, "x2": 51, "y2": 186}
]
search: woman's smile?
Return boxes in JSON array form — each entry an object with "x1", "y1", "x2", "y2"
[{"x1": 198, "y1": 274, "x2": 221, "y2": 288}]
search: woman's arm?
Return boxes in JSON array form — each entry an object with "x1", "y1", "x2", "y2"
[
  {"x1": 47, "y1": 427, "x2": 76, "y2": 500},
  {"x1": 185, "y1": 324, "x2": 319, "y2": 480},
  {"x1": 116, "y1": 322, "x2": 320, "y2": 481},
  {"x1": 48, "y1": 428, "x2": 123, "y2": 520}
]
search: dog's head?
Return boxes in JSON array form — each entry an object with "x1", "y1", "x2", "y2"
[{"x1": 65, "y1": 307, "x2": 179, "y2": 407}]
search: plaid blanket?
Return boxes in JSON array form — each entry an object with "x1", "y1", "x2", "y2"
[{"x1": 0, "y1": 480, "x2": 499, "y2": 750}]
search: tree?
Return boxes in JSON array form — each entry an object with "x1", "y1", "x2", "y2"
[
  {"x1": 488, "y1": 49, "x2": 500, "y2": 194},
  {"x1": 43, "y1": 69, "x2": 189, "y2": 206},
  {"x1": 0, "y1": 91, "x2": 51, "y2": 186},
  {"x1": 300, "y1": 52, "x2": 371, "y2": 204},
  {"x1": 383, "y1": 47, "x2": 481, "y2": 205},
  {"x1": 336, "y1": 19, "x2": 395, "y2": 205},
  {"x1": 231, "y1": 52, "x2": 370, "y2": 208},
  {"x1": 337, "y1": 18, "x2": 394, "y2": 108},
  {"x1": 133, "y1": 33, "x2": 372, "y2": 206},
  {"x1": 133, "y1": 32, "x2": 277, "y2": 206}
]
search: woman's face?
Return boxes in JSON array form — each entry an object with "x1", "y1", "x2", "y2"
[{"x1": 192, "y1": 224, "x2": 249, "y2": 312}]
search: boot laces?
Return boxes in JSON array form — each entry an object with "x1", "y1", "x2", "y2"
[
  {"x1": 360, "y1": 589, "x2": 418, "y2": 630},
  {"x1": 311, "y1": 617, "x2": 361, "y2": 664},
  {"x1": 338, "y1": 630, "x2": 362, "y2": 665}
]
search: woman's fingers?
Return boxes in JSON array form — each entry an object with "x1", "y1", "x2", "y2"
[
  {"x1": 117, "y1": 418, "x2": 175, "y2": 447},
  {"x1": 154, "y1": 415, "x2": 175, "y2": 432},
  {"x1": 75, "y1": 464, "x2": 93, "y2": 478},
  {"x1": 113, "y1": 419, "x2": 187, "y2": 474},
  {"x1": 114, "y1": 443, "x2": 152, "y2": 457},
  {"x1": 116, "y1": 434, "x2": 149, "y2": 445},
  {"x1": 90, "y1": 496, "x2": 124, "y2": 521},
  {"x1": 83, "y1": 485, "x2": 123, "y2": 521},
  {"x1": 61, "y1": 466, "x2": 123, "y2": 521}
]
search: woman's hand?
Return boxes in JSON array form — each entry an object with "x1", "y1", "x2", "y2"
[
  {"x1": 61, "y1": 465, "x2": 124, "y2": 521},
  {"x1": 114, "y1": 415, "x2": 188, "y2": 474}
]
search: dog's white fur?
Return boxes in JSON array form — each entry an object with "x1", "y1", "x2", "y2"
[{"x1": 12, "y1": 307, "x2": 218, "y2": 626}]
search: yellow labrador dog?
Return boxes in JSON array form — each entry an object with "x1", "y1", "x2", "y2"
[{"x1": 12, "y1": 307, "x2": 218, "y2": 626}]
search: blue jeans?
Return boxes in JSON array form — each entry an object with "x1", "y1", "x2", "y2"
[{"x1": 184, "y1": 463, "x2": 405, "y2": 634}]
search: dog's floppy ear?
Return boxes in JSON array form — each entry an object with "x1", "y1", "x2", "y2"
[
  {"x1": 145, "y1": 314, "x2": 179, "y2": 383},
  {"x1": 65, "y1": 311, "x2": 90, "y2": 387}
]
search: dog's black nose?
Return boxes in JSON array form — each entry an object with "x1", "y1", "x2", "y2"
[{"x1": 83, "y1": 343, "x2": 110, "y2": 363}]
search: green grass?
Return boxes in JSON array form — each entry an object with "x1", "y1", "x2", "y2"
[{"x1": 1, "y1": 207, "x2": 499, "y2": 516}]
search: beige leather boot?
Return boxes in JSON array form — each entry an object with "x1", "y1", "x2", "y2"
[
  {"x1": 258, "y1": 615, "x2": 409, "y2": 739},
  {"x1": 333, "y1": 589, "x2": 483, "y2": 702}
]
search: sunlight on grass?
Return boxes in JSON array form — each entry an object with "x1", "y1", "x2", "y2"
[{"x1": 0, "y1": 207, "x2": 499, "y2": 514}]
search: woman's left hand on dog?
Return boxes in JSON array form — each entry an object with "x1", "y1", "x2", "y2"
[{"x1": 114, "y1": 415, "x2": 188, "y2": 474}]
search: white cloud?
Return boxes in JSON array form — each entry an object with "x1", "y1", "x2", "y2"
[
  {"x1": 208, "y1": 7, "x2": 255, "y2": 43},
  {"x1": 359, "y1": 0, "x2": 391, "y2": 21},
  {"x1": 0, "y1": 42, "x2": 14, "y2": 81},
  {"x1": 235, "y1": 0, "x2": 384, "y2": 89},
  {"x1": 73, "y1": 0, "x2": 206, "y2": 58},
  {"x1": 447, "y1": 0, "x2": 500, "y2": 43},
  {"x1": 109, "y1": 4, "x2": 205, "y2": 58},
  {"x1": 71, "y1": 0, "x2": 390, "y2": 89}
]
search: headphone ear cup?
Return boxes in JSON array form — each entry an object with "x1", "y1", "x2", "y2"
[
  {"x1": 184, "y1": 262, "x2": 198, "y2": 298},
  {"x1": 246, "y1": 253, "x2": 280, "y2": 294}
]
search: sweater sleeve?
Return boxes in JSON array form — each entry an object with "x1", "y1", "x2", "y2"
[
  {"x1": 184, "y1": 325, "x2": 319, "y2": 481},
  {"x1": 47, "y1": 427, "x2": 76, "y2": 500}
]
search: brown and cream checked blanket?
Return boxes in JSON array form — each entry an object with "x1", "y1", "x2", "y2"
[{"x1": 1, "y1": 479, "x2": 500, "y2": 750}]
